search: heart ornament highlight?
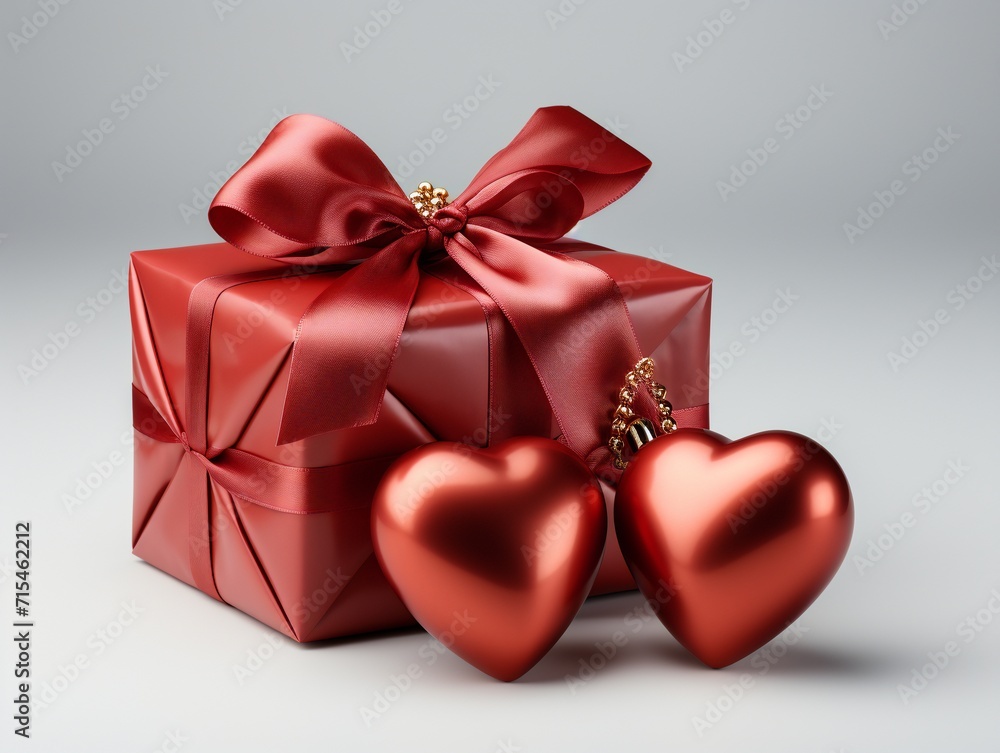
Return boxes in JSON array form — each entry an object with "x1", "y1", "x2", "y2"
[
  {"x1": 372, "y1": 436, "x2": 606, "y2": 681},
  {"x1": 610, "y1": 358, "x2": 853, "y2": 668}
]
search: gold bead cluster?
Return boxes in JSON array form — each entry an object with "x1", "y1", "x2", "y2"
[
  {"x1": 409, "y1": 181, "x2": 450, "y2": 219},
  {"x1": 609, "y1": 357, "x2": 677, "y2": 470}
]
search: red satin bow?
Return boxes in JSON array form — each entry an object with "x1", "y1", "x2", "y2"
[{"x1": 209, "y1": 106, "x2": 651, "y2": 464}]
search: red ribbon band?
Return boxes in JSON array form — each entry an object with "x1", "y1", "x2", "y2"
[
  {"x1": 207, "y1": 106, "x2": 652, "y2": 462},
  {"x1": 134, "y1": 106, "x2": 707, "y2": 604}
]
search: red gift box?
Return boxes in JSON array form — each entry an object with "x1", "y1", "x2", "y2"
[{"x1": 129, "y1": 108, "x2": 711, "y2": 641}]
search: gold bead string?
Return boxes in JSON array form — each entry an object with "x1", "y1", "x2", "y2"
[
  {"x1": 409, "y1": 181, "x2": 450, "y2": 220},
  {"x1": 609, "y1": 357, "x2": 676, "y2": 470}
]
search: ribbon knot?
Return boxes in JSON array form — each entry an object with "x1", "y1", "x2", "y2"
[
  {"x1": 208, "y1": 106, "x2": 652, "y2": 463},
  {"x1": 424, "y1": 204, "x2": 467, "y2": 249}
]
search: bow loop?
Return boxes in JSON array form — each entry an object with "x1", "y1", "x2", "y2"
[
  {"x1": 207, "y1": 107, "x2": 650, "y2": 458},
  {"x1": 464, "y1": 170, "x2": 584, "y2": 242},
  {"x1": 455, "y1": 106, "x2": 650, "y2": 219},
  {"x1": 209, "y1": 113, "x2": 422, "y2": 264}
]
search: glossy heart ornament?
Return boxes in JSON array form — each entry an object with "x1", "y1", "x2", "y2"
[
  {"x1": 615, "y1": 427, "x2": 853, "y2": 668},
  {"x1": 372, "y1": 436, "x2": 607, "y2": 681}
]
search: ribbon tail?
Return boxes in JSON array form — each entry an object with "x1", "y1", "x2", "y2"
[
  {"x1": 446, "y1": 226, "x2": 644, "y2": 467},
  {"x1": 423, "y1": 261, "x2": 553, "y2": 446},
  {"x1": 277, "y1": 234, "x2": 425, "y2": 445},
  {"x1": 187, "y1": 458, "x2": 223, "y2": 601}
]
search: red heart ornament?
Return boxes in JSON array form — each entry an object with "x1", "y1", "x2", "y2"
[
  {"x1": 615, "y1": 428, "x2": 853, "y2": 668},
  {"x1": 372, "y1": 437, "x2": 606, "y2": 681}
]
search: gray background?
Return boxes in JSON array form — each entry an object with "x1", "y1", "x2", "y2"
[{"x1": 2, "y1": 1, "x2": 998, "y2": 751}]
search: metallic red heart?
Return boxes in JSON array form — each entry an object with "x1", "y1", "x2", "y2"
[
  {"x1": 615, "y1": 429, "x2": 853, "y2": 668},
  {"x1": 372, "y1": 437, "x2": 606, "y2": 681}
]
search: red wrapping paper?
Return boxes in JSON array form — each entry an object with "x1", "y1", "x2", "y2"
[
  {"x1": 130, "y1": 240, "x2": 710, "y2": 641},
  {"x1": 130, "y1": 107, "x2": 712, "y2": 641}
]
